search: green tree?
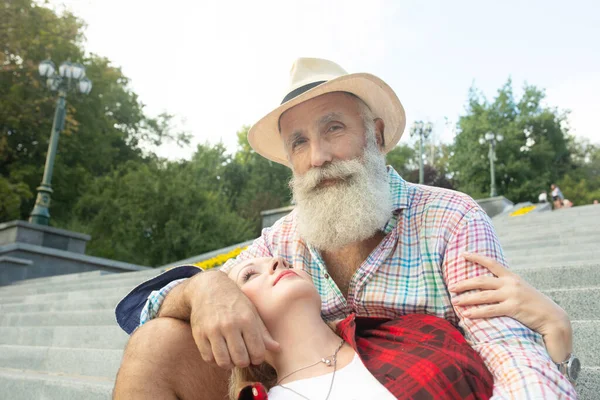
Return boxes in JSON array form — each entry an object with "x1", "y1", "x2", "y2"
[
  {"x1": 0, "y1": 176, "x2": 32, "y2": 221},
  {"x1": 386, "y1": 144, "x2": 416, "y2": 178},
  {"x1": 386, "y1": 142, "x2": 455, "y2": 189},
  {"x1": 558, "y1": 141, "x2": 600, "y2": 205},
  {"x1": 222, "y1": 127, "x2": 292, "y2": 234},
  {"x1": 450, "y1": 81, "x2": 573, "y2": 202},
  {"x1": 1, "y1": 0, "x2": 188, "y2": 224},
  {"x1": 69, "y1": 145, "x2": 253, "y2": 266}
]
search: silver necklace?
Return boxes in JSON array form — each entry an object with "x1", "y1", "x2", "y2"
[{"x1": 275, "y1": 338, "x2": 345, "y2": 400}]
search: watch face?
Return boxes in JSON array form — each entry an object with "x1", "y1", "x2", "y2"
[{"x1": 569, "y1": 357, "x2": 581, "y2": 381}]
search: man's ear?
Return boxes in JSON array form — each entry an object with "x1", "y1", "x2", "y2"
[{"x1": 374, "y1": 118, "x2": 385, "y2": 150}]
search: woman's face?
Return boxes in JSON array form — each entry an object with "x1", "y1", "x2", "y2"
[{"x1": 227, "y1": 257, "x2": 320, "y2": 323}]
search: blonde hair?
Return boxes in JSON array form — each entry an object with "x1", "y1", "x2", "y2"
[{"x1": 228, "y1": 362, "x2": 278, "y2": 400}]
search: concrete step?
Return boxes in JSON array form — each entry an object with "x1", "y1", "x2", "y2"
[
  {"x1": 0, "y1": 275, "x2": 159, "y2": 296},
  {"x1": 511, "y1": 260, "x2": 600, "y2": 270},
  {"x1": 578, "y1": 366, "x2": 600, "y2": 400},
  {"x1": 514, "y1": 264, "x2": 600, "y2": 290},
  {"x1": 505, "y1": 244, "x2": 600, "y2": 261},
  {"x1": 501, "y1": 235, "x2": 600, "y2": 252},
  {"x1": 542, "y1": 287, "x2": 600, "y2": 321},
  {"x1": 0, "y1": 285, "x2": 132, "y2": 305},
  {"x1": 0, "y1": 309, "x2": 115, "y2": 327},
  {"x1": 0, "y1": 325, "x2": 128, "y2": 349},
  {"x1": 0, "y1": 296, "x2": 121, "y2": 313},
  {"x1": 492, "y1": 211, "x2": 600, "y2": 228},
  {"x1": 494, "y1": 219, "x2": 598, "y2": 238},
  {"x1": 506, "y1": 250, "x2": 600, "y2": 266},
  {"x1": 494, "y1": 213, "x2": 600, "y2": 230},
  {"x1": 494, "y1": 207, "x2": 600, "y2": 224},
  {"x1": 0, "y1": 367, "x2": 112, "y2": 400},
  {"x1": 573, "y1": 320, "x2": 600, "y2": 367},
  {"x1": 9, "y1": 270, "x2": 108, "y2": 285},
  {"x1": 0, "y1": 345, "x2": 122, "y2": 378},
  {"x1": 7, "y1": 267, "x2": 164, "y2": 289},
  {"x1": 493, "y1": 204, "x2": 600, "y2": 223},
  {"x1": 494, "y1": 216, "x2": 600, "y2": 230},
  {"x1": 497, "y1": 228, "x2": 600, "y2": 245}
]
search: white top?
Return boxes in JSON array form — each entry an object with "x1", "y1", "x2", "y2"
[{"x1": 268, "y1": 354, "x2": 396, "y2": 400}]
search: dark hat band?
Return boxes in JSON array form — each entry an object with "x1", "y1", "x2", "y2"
[{"x1": 280, "y1": 81, "x2": 327, "y2": 104}]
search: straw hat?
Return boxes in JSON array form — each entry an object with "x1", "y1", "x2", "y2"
[{"x1": 248, "y1": 58, "x2": 406, "y2": 166}]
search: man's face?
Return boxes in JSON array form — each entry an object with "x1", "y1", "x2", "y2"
[
  {"x1": 278, "y1": 92, "x2": 393, "y2": 251},
  {"x1": 279, "y1": 92, "x2": 370, "y2": 175}
]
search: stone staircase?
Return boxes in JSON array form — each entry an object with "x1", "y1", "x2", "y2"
[
  {"x1": 0, "y1": 205, "x2": 599, "y2": 399},
  {"x1": 493, "y1": 204, "x2": 600, "y2": 399}
]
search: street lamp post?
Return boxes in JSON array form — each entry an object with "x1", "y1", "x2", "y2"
[
  {"x1": 479, "y1": 132, "x2": 503, "y2": 197},
  {"x1": 410, "y1": 121, "x2": 432, "y2": 184},
  {"x1": 29, "y1": 60, "x2": 92, "y2": 225}
]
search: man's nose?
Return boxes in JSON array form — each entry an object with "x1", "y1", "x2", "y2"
[{"x1": 310, "y1": 139, "x2": 333, "y2": 168}]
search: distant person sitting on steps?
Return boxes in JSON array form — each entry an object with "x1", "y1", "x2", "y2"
[{"x1": 551, "y1": 184, "x2": 564, "y2": 210}]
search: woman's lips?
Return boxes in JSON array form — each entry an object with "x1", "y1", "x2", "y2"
[{"x1": 274, "y1": 270, "x2": 298, "y2": 285}]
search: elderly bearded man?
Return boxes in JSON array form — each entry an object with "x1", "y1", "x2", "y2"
[{"x1": 113, "y1": 58, "x2": 576, "y2": 399}]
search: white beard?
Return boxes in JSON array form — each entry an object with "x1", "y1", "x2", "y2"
[{"x1": 289, "y1": 131, "x2": 393, "y2": 251}]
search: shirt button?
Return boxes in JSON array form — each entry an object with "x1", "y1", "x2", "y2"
[{"x1": 324, "y1": 273, "x2": 329, "y2": 279}]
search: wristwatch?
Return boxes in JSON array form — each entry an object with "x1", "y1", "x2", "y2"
[{"x1": 556, "y1": 353, "x2": 581, "y2": 382}]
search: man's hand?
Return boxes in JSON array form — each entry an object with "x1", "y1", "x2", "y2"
[{"x1": 158, "y1": 271, "x2": 280, "y2": 369}]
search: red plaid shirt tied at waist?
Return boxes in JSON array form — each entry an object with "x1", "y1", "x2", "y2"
[{"x1": 239, "y1": 313, "x2": 494, "y2": 400}]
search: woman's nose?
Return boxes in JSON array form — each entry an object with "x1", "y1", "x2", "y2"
[{"x1": 270, "y1": 256, "x2": 287, "y2": 272}]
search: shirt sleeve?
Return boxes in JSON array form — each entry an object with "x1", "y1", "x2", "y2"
[
  {"x1": 139, "y1": 278, "x2": 188, "y2": 327},
  {"x1": 442, "y1": 208, "x2": 576, "y2": 399},
  {"x1": 115, "y1": 228, "x2": 277, "y2": 335},
  {"x1": 115, "y1": 265, "x2": 202, "y2": 334}
]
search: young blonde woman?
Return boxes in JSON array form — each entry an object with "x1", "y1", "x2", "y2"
[{"x1": 225, "y1": 254, "x2": 573, "y2": 400}]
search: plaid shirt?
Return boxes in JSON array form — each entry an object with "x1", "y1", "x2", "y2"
[
  {"x1": 341, "y1": 314, "x2": 493, "y2": 399},
  {"x1": 116, "y1": 167, "x2": 575, "y2": 399},
  {"x1": 239, "y1": 313, "x2": 494, "y2": 400}
]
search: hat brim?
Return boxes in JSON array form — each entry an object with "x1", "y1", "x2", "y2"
[{"x1": 248, "y1": 73, "x2": 406, "y2": 166}]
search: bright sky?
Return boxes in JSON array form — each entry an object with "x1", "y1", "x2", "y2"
[{"x1": 47, "y1": 0, "x2": 600, "y2": 159}]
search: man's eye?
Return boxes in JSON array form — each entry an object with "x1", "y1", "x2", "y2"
[
  {"x1": 328, "y1": 125, "x2": 343, "y2": 132},
  {"x1": 291, "y1": 139, "x2": 306, "y2": 150}
]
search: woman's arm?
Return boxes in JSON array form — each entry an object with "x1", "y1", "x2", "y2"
[{"x1": 449, "y1": 252, "x2": 573, "y2": 363}]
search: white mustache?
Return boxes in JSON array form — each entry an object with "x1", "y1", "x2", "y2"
[{"x1": 290, "y1": 158, "x2": 363, "y2": 193}]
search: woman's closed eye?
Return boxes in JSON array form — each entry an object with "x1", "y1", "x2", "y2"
[{"x1": 241, "y1": 268, "x2": 258, "y2": 283}]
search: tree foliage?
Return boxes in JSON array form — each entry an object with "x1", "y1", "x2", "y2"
[
  {"x1": 450, "y1": 81, "x2": 573, "y2": 202},
  {"x1": 558, "y1": 141, "x2": 600, "y2": 205},
  {"x1": 386, "y1": 142, "x2": 455, "y2": 189},
  {"x1": 1, "y1": 0, "x2": 189, "y2": 224},
  {"x1": 221, "y1": 127, "x2": 292, "y2": 232},
  {"x1": 67, "y1": 146, "x2": 256, "y2": 266}
]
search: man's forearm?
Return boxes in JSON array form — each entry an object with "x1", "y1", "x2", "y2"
[{"x1": 155, "y1": 276, "x2": 193, "y2": 320}]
